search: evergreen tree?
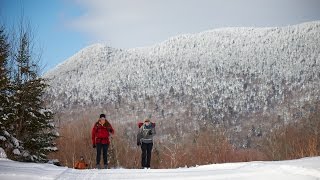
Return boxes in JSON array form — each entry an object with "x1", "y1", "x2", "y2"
[
  {"x1": 0, "y1": 21, "x2": 58, "y2": 162},
  {"x1": 0, "y1": 25, "x2": 13, "y2": 158},
  {"x1": 9, "y1": 24, "x2": 58, "y2": 162}
]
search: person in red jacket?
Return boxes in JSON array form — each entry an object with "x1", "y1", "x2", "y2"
[{"x1": 92, "y1": 114, "x2": 114, "y2": 169}]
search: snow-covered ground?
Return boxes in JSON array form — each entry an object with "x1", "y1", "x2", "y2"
[{"x1": 1, "y1": 157, "x2": 320, "y2": 180}]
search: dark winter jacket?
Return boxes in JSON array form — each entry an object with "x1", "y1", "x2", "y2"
[
  {"x1": 92, "y1": 120, "x2": 114, "y2": 145},
  {"x1": 137, "y1": 122, "x2": 156, "y2": 144}
]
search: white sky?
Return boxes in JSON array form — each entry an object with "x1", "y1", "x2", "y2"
[{"x1": 66, "y1": 0, "x2": 320, "y2": 48}]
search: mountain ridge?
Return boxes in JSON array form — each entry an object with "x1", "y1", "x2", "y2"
[
  {"x1": 44, "y1": 21, "x2": 320, "y2": 147},
  {"x1": 46, "y1": 20, "x2": 320, "y2": 77}
]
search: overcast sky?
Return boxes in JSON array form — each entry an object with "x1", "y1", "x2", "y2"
[{"x1": 1, "y1": 0, "x2": 320, "y2": 72}]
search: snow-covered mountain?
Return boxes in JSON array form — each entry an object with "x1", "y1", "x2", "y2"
[{"x1": 44, "y1": 21, "x2": 320, "y2": 146}]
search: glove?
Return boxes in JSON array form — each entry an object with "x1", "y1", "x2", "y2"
[
  {"x1": 137, "y1": 142, "x2": 141, "y2": 146},
  {"x1": 93, "y1": 144, "x2": 96, "y2": 148},
  {"x1": 148, "y1": 131, "x2": 152, "y2": 135}
]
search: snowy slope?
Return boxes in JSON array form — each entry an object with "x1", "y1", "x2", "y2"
[
  {"x1": 43, "y1": 21, "x2": 320, "y2": 146},
  {"x1": 44, "y1": 21, "x2": 320, "y2": 111},
  {"x1": 1, "y1": 157, "x2": 320, "y2": 179}
]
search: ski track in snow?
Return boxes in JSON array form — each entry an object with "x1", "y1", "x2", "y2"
[{"x1": 1, "y1": 157, "x2": 320, "y2": 180}]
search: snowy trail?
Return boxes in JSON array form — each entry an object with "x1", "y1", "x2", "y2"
[{"x1": 1, "y1": 157, "x2": 320, "y2": 180}]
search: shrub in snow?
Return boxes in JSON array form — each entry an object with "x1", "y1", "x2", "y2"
[
  {"x1": 0, "y1": 148, "x2": 7, "y2": 158},
  {"x1": 13, "y1": 149, "x2": 21, "y2": 155}
]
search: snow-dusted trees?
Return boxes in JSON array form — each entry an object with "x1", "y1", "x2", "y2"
[
  {"x1": 0, "y1": 25, "x2": 12, "y2": 159},
  {"x1": 0, "y1": 22, "x2": 58, "y2": 162}
]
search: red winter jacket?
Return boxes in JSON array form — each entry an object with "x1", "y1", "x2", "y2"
[{"x1": 92, "y1": 120, "x2": 114, "y2": 145}]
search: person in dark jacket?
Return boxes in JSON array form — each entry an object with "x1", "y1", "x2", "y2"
[
  {"x1": 92, "y1": 114, "x2": 114, "y2": 169},
  {"x1": 137, "y1": 118, "x2": 156, "y2": 169}
]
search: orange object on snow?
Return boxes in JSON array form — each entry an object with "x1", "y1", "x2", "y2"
[{"x1": 74, "y1": 157, "x2": 88, "y2": 169}]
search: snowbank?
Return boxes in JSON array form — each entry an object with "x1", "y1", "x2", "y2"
[{"x1": 1, "y1": 157, "x2": 320, "y2": 179}]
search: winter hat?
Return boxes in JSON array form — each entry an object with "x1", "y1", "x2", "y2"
[
  {"x1": 144, "y1": 118, "x2": 150, "y2": 122},
  {"x1": 99, "y1": 114, "x2": 106, "y2": 118}
]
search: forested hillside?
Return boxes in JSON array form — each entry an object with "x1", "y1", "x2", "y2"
[{"x1": 44, "y1": 21, "x2": 320, "y2": 148}]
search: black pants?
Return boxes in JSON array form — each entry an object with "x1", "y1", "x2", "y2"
[
  {"x1": 141, "y1": 143, "x2": 153, "y2": 168},
  {"x1": 96, "y1": 143, "x2": 109, "y2": 166}
]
